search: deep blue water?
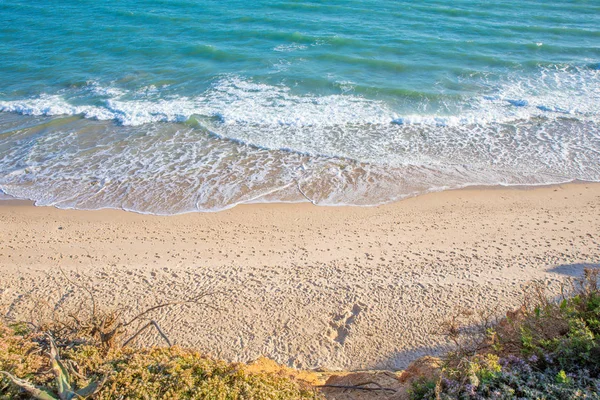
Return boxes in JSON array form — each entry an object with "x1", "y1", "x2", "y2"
[{"x1": 0, "y1": 0, "x2": 599, "y2": 213}]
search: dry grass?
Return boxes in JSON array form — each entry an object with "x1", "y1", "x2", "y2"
[{"x1": 7, "y1": 269, "x2": 220, "y2": 352}]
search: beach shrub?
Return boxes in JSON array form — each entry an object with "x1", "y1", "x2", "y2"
[
  {"x1": 410, "y1": 268, "x2": 600, "y2": 399},
  {"x1": 0, "y1": 323, "x2": 321, "y2": 400}
]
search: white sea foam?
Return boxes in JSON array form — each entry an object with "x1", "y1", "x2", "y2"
[
  {"x1": 273, "y1": 43, "x2": 308, "y2": 52},
  {"x1": 86, "y1": 81, "x2": 126, "y2": 97},
  {"x1": 0, "y1": 95, "x2": 110, "y2": 121},
  {"x1": 0, "y1": 189, "x2": 15, "y2": 201},
  {"x1": 0, "y1": 119, "x2": 598, "y2": 214},
  {"x1": 0, "y1": 78, "x2": 394, "y2": 127},
  {"x1": 1, "y1": 67, "x2": 599, "y2": 213}
]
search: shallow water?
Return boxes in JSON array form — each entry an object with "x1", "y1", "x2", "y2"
[{"x1": 1, "y1": 1, "x2": 599, "y2": 213}]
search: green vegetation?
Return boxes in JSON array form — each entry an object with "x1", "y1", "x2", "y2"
[
  {"x1": 410, "y1": 268, "x2": 600, "y2": 399},
  {"x1": 0, "y1": 322, "x2": 320, "y2": 399}
]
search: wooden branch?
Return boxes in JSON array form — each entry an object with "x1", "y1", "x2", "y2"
[
  {"x1": 123, "y1": 320, "x2": 172, "y2": 348},
  {"x1": 123, "y1": 291, "x2": 218, "y2": 328},
  {"x1": 59, "y1": 269, "x2": 97, "y2": 319},
  {"x1": 317, "y1": 381, "x2": 397, "y2": 393}
]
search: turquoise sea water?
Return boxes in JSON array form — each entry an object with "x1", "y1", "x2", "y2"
[{"x1": 1, "y1": 1, "x2": 599, "y2": 213}]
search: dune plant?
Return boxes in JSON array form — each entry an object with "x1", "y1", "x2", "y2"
[
  {"x1": 410, "y1": 268, "x2": 600, "y2": 399},
  {"x1": 0, "y1": 326, "x2": 321, "y2": 400},
  {"x1": 1, "y1": 335, "x2": 102, "y2": 399}
]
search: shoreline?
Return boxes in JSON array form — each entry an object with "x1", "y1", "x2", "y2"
[
  {"x1": 1, "y1": 182, "x2": 599, "y2": 370},
  {"x1": 0, "y1": 178, "x2": 596, "y2": 215}
]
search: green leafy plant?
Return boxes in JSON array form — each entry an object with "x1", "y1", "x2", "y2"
[
  {"x1": 411, "y1": 268, "x2": 600, "y2": 399},
  {"x1": 1, "y1": 336, "x2": 103, "y2": 400},
  {"x1": 555, "y1": 370, "x2": 569, "y2": 384},
  {"x1": 1, "y1": 323, "x2": 321, "y2": 400}
]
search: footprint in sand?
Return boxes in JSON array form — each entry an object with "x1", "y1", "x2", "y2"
[{"x1": 327, "y1": 303, "x2": 365, "y2": 345}]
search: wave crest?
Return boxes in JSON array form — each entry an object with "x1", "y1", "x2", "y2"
[{"x1": 0, "y1": 65, "x2": 598, "y2": 131}]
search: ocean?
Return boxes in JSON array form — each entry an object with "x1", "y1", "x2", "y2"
[{"x1": 1, "y1": 0, "x2": 599, "y2": 213}]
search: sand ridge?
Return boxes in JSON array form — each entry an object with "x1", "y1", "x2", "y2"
[{"x1": 1, "y1": 183, "x2": 599, "y2": 370}]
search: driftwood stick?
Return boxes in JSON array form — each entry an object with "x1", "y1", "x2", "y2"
[
  {"x1": 317, "y1": 382, "x2": 397, "y2": 393},
  {"x1": 123, "y1": 320, "x2": 172, "y2": 347},
  {"x1": 150, "y1": 320, "x2": 173, "y2": 347},
  {"x1": 122, "y1": 291, "x2": 217, "y2": 328}
]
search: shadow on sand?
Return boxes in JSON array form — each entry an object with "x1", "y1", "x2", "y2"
[
  {"x1": 378, "y1": 262, "x2": 600, "y2": 370},
  {"x1": 547, "y1": 263, "x2": 600, "y2": 278},
  {"x1": 376, "y1": 343, "x2": 451, "y2": 371}
]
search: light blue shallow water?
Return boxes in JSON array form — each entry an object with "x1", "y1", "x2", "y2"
[{"x1": 0, "y1": 0, "x2": 599, "y2": 213}]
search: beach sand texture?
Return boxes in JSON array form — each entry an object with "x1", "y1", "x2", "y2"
[{"x1": 1, "y1": 183, "x2": 599, "y2": 370}]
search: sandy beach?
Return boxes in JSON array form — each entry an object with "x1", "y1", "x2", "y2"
[{"x1": 1, "y1": 182, "x2": 599, "y2": 371}]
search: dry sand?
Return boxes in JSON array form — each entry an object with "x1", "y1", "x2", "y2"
[{"x1": 1, "y1": 183, "x2": 599, "y2": 370}]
